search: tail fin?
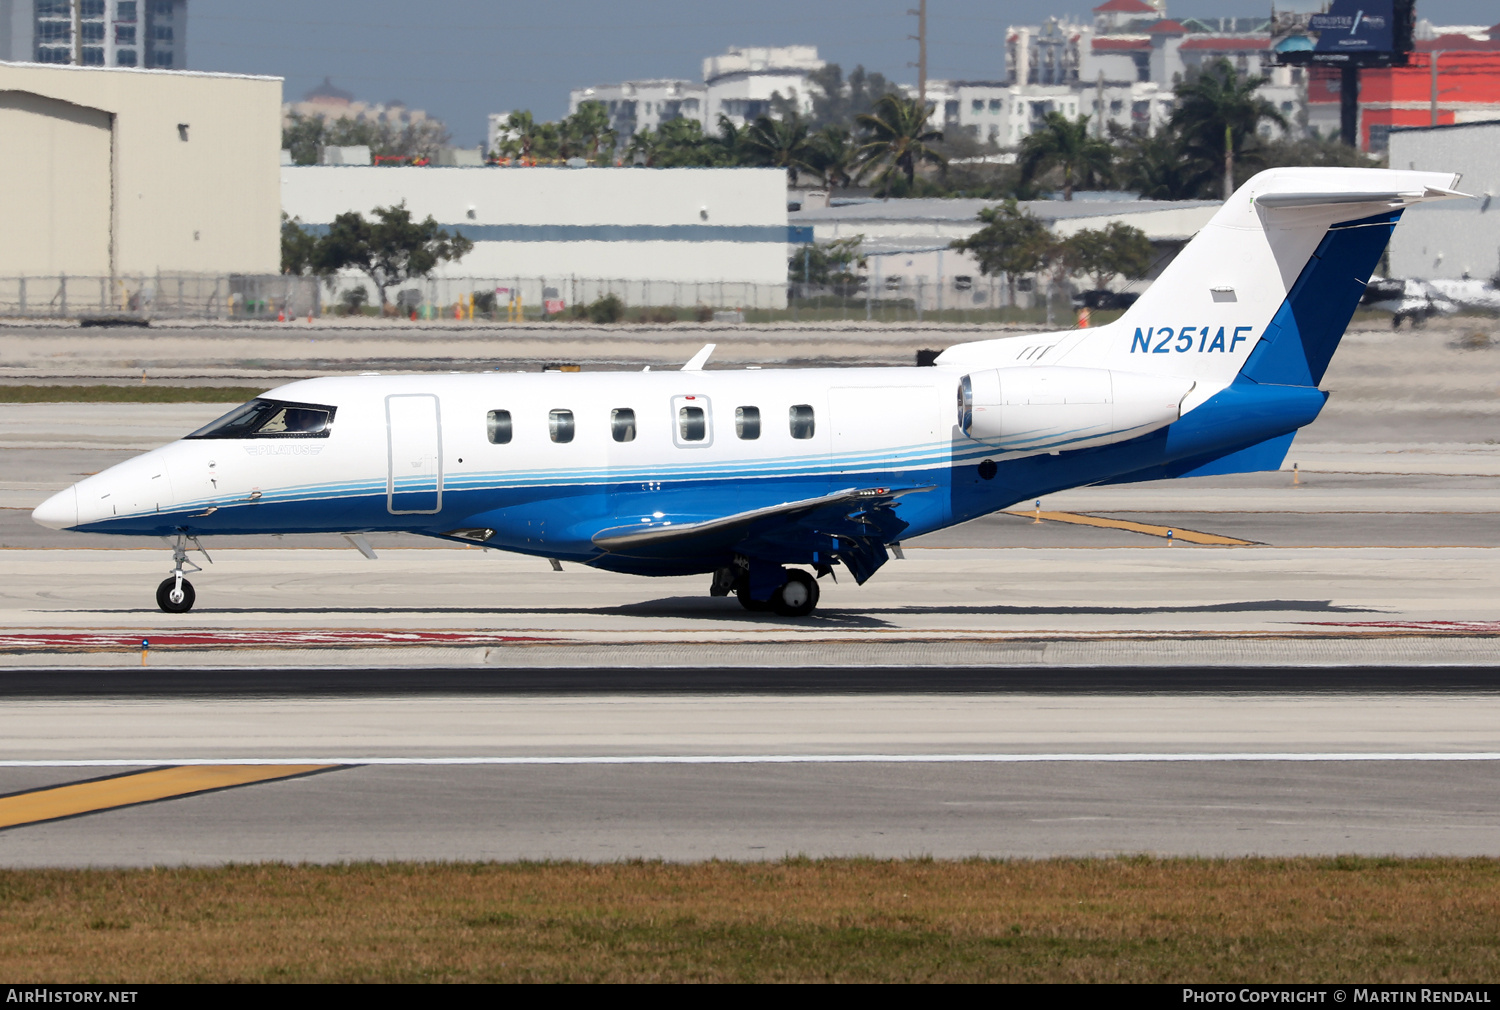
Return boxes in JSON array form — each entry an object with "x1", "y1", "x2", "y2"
[{"x1": 939, "y1": 168, "x2": 1464, "y2": 395}]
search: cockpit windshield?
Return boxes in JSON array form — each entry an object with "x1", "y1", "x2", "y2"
[{"x1": 185, "y1": 398, "x2": 336, "y2": 439}]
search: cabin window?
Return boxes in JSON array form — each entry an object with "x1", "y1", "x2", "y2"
[
  {"x1": 185, "y1": 398, "x2": 335, "y2": 439},
  {"x1": 735, "y1": 406, "x2": 760, "y2": 440},
  {"x1": 486, "y1": 409, "x2": 512, "y2": 444},
  {"x1": 789, "y1": 404, "x2": 816, "y2": 439},
  {"x1": 678, "y1": 406, "x2": 706, "y2": 442},
  {"x1": 611, "y1": 408, "x2": 636, "y2": 442},
  {"x1": 548, "y1": 409, "x2": 575, "y2": 443}
]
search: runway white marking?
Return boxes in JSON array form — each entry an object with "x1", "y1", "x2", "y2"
[{"x1": 3, "y1": 753, "x2": 1500, "y2": 767}]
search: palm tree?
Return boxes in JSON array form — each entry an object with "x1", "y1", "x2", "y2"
[
  {"x1": 744, "y1": 114, "x2": 816, "y2": 184},
  {"x1": 562, "y1": 100, "x2": 615, "y2": 163},
  {"x1": 1114, "y1": 127, "x2": 1199, "y2": 200},
  {"x1": 1018, "y1": 112, "x2": 1114, "y2": 201},
  {"x1": 808, "y1": 125, "x2": 858, "y2": 189},
  {"x1": 499, "y1": 110, "x2": 539, "y2": 163},
  {"x1": 853, "y1": 93, "x2": 946, "y2": 194},
  {"x1": 1171, "y1": 59, "x2": 1288, "y2": 200}
]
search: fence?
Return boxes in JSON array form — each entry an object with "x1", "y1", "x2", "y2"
[
  {"x1": 0, "y1": 275, "x2": 323, "y2": 320},
  {"x1": 0, "y1": 272, "x2": 1102, "y2": 326}
]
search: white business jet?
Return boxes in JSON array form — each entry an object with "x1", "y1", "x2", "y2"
[{"x1": 32, "y1": 167, "x2": 1464, "y2": 616}]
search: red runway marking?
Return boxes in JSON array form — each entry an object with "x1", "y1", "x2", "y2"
[
  {"x1": 1299, "y1": 621, "x2": 1500, "y2": 634},
  {"x1": 0, "y1": 630, "x2": 556, "y2": 652}
]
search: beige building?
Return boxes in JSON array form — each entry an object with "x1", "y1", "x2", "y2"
[{"x1": 0, "y1": 60, "x2": 280, "y2": 278}]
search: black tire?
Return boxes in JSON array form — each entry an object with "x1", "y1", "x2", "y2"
[
  {"x1": 156, "y1": 576, "x2": 195, "y2": 613},
  {"x1": 772, "y1": 569, "x2": 819, "y2": 617},
  {"x1": 736, "y1": 585, "x2": 772, "y2": 612}
]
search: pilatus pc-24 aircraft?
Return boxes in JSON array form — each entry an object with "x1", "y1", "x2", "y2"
[{"x1": 33, "y1": 167, "x2": 1464, "y2": 616}]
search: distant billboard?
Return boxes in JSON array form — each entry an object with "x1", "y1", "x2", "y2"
[{"x1": 1270, "y1": 0, "x2": 1414, "y2": 66}]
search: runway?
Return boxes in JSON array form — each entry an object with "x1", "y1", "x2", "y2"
[
  {"x1": 1, "y1": 682, "x2": 1500, "y2": 865},
  {"x1": 1, "y1": 320, "x2": 1499, "y2": 866}
]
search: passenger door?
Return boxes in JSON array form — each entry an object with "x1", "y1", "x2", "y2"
[{"x1": 386, "y1": 394, "x2": 443, "y2": 514}]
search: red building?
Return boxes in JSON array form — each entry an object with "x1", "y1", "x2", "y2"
[{"x1": 1308, "y1": 26, "x2": 1500, "y2": 151}]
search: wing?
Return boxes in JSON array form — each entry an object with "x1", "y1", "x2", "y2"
[{"x1": 591, "y1": 484, "x2": 933, "y2": 584}]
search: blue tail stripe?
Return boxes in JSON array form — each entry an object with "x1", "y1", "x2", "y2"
[{"x1": 1239, "y1": 208, "x2": 1403, "y2": 387}]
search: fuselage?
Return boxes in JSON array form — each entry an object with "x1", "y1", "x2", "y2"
[
  {"x1": 35, "y1": 365, "x2": 1009, "y2": 575},
  {"x1": 30, "y1": 344, "x2": 1337, "y2": 579}
]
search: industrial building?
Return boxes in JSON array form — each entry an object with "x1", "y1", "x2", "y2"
[
  {"x1": 281, "y1": 166, "x2": 793, "y2": 309},
  {"x1": 0, "y1": 60, "x2": 281, "y2": 280},
  {"x1": 1307, "y1": 25, "x2": 1500, "y2": 152},
  {"x1": 1387, "y1": 120, "x2": 1499, "y2": 282},
  {"x1": 790, "y1": 194, "x2": 1220, "y2": 309}
]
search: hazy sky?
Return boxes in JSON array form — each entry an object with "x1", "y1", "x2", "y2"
[{"x1": 190, "y1": 1, "x2": 1499, "y2": 146}]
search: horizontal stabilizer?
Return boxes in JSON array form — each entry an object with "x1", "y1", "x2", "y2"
[{"x1": 1254, "y1": 186, "x2": 1468, "y2": 211}]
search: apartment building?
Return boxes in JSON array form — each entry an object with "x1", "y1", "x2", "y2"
[{"x1": 0, "y1": 0, "x2": 185, "y2": 68}]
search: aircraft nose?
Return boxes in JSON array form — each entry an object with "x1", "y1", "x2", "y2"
[{"x1": 31, "y1": 486, "x2": 78, "y2": 530}]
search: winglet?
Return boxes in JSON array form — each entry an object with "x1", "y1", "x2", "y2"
[{"x1": 682, "y1": 344, "x2": 716, "y2": 371}]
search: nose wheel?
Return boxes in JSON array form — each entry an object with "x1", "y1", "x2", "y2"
[
  {"x1": 156, "y1": 532, "x2": 209, "y2": 613},
  {"x1": 156, "y1": 576, "x2": 196, "y2": 613}
]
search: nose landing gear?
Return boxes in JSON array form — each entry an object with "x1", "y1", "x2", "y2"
[{"x1": 156, "y1": 532, "x2": 210, "y2": 613}]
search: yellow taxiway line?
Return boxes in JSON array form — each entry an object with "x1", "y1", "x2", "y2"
[
  {"x1": 0, "y1": 765, "x2": 337, "y2": 830},
  {"x1": 1007, "y1": 510, "x2": 1257, "y2": 547}
]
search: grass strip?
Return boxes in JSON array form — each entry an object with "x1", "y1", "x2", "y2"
[
  {"x1": 0, "y1": 856, "x2": 1498, "y2": 982},
  {"x1": 0, "y1": 385, "x2": 264, "y2": 403}
]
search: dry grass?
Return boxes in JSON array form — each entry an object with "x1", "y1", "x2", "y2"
[{"x1": 0, "y1": 857, "x2": 1498, "y2": 982}]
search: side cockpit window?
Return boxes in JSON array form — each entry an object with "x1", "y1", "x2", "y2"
[{"x1": 185, "y1": 398, "x2": 335, "y2": 439}]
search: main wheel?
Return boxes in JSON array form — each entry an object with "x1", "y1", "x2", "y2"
[
  {"x1": 736, "y1": 585, "x2": 771, "y2": 612},
  {"x1": 156, "y1": 576, "x2": 196, "y2": 614},
  {"x1": 772, "y1": 569, "x2": 819, "y2": 617}
]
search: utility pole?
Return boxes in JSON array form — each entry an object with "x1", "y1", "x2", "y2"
[
  {"x1": 908, "y1": 1, "x2": 927, "y2": 107},
  {"x1": 1096, "y1": 70, "x2": 1105, "y2": 138},
  {"x1": 1339, "y1": 64, "x2": 1359, "y2": 148},
  {"x1": 1429, "y1": 50, "x2": 1442, "y2": 126},
  {"x1": 70, "y1": 0, "x2": 81, "y2": 65}
]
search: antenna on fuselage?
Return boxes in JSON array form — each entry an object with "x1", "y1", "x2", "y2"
[{"x1": 681, "y1": 344, "x2": 716, "y2": 371}]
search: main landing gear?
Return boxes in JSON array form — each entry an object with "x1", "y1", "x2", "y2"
[
  {"x1": 715, "y1": 565, "x2": 821, "y2": 618},
  {"x1": 156, "y1": 532, "x2": 210, "y2": 613}
]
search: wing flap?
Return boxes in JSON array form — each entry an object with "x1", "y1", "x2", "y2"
[{"x1": 591, "y1": 485, "x2": 932, "y2": 554}]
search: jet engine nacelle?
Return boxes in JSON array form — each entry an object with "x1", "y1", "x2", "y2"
[{"x1": 958, "y1": 366, "x2": 1195, "y2": 452}]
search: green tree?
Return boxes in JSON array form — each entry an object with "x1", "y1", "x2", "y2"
[
  {"x1": 282, "y1": 113, "x2": 325, "y2": 166},
  {"x1": 630, "y1": 118, "x2": 725, "y2": 167},
  {"x1": 562, "y1": 101, "x2": 616, "y2": 163},
  {"x1": 950, "y1": 200, "x2": 1056, "y2": 304},
  {"x1": 790, "y1": 235, "x2": 866, "y2": 291},
  {"x1": 1171, "y1": 59, "x2": 1288, "y2": 200},
  {"x1": 312, "y1": 203, "x2": 473, "y2": 307},
  {"x1": 854, "y1": 94, "x2": 946, "y2": 195},
  {"x1": 804, "y1": 64, "x2": 898, "y2": 129},
  {"x1": 767, "y1": 88, "x2": 803, "y2": 123},
  {"x1": 280, "y1": 215, "x2": 320, "y2": 275},
  {"x1": 1018, "y1": 112, "x2": 1114, "y2": 201},
  {"x1": 712, "y1": 115, "x2": 751, "y2": 165},
  {"x1": 1059, "y1": 222, "x2": 1153, "y2": 292},
  {"x1": 281, "y1": 112, "x2": 450, "y2": 166},
  {"x1": 1113, "y1": 127, "x2": 1199, "y2": 200},
  {"x1": 1260, "y1": 131, "x2": 1379, "y2": 170},
  {"x1": 807, "y1": 125, "x2": 859, "y2": 190},
  {"x1": 497, "y1": 110, "x2": 541, "y2": 162},
  {"x1": 744, "y1": 114, "x2": 816, "y2": 183}
]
